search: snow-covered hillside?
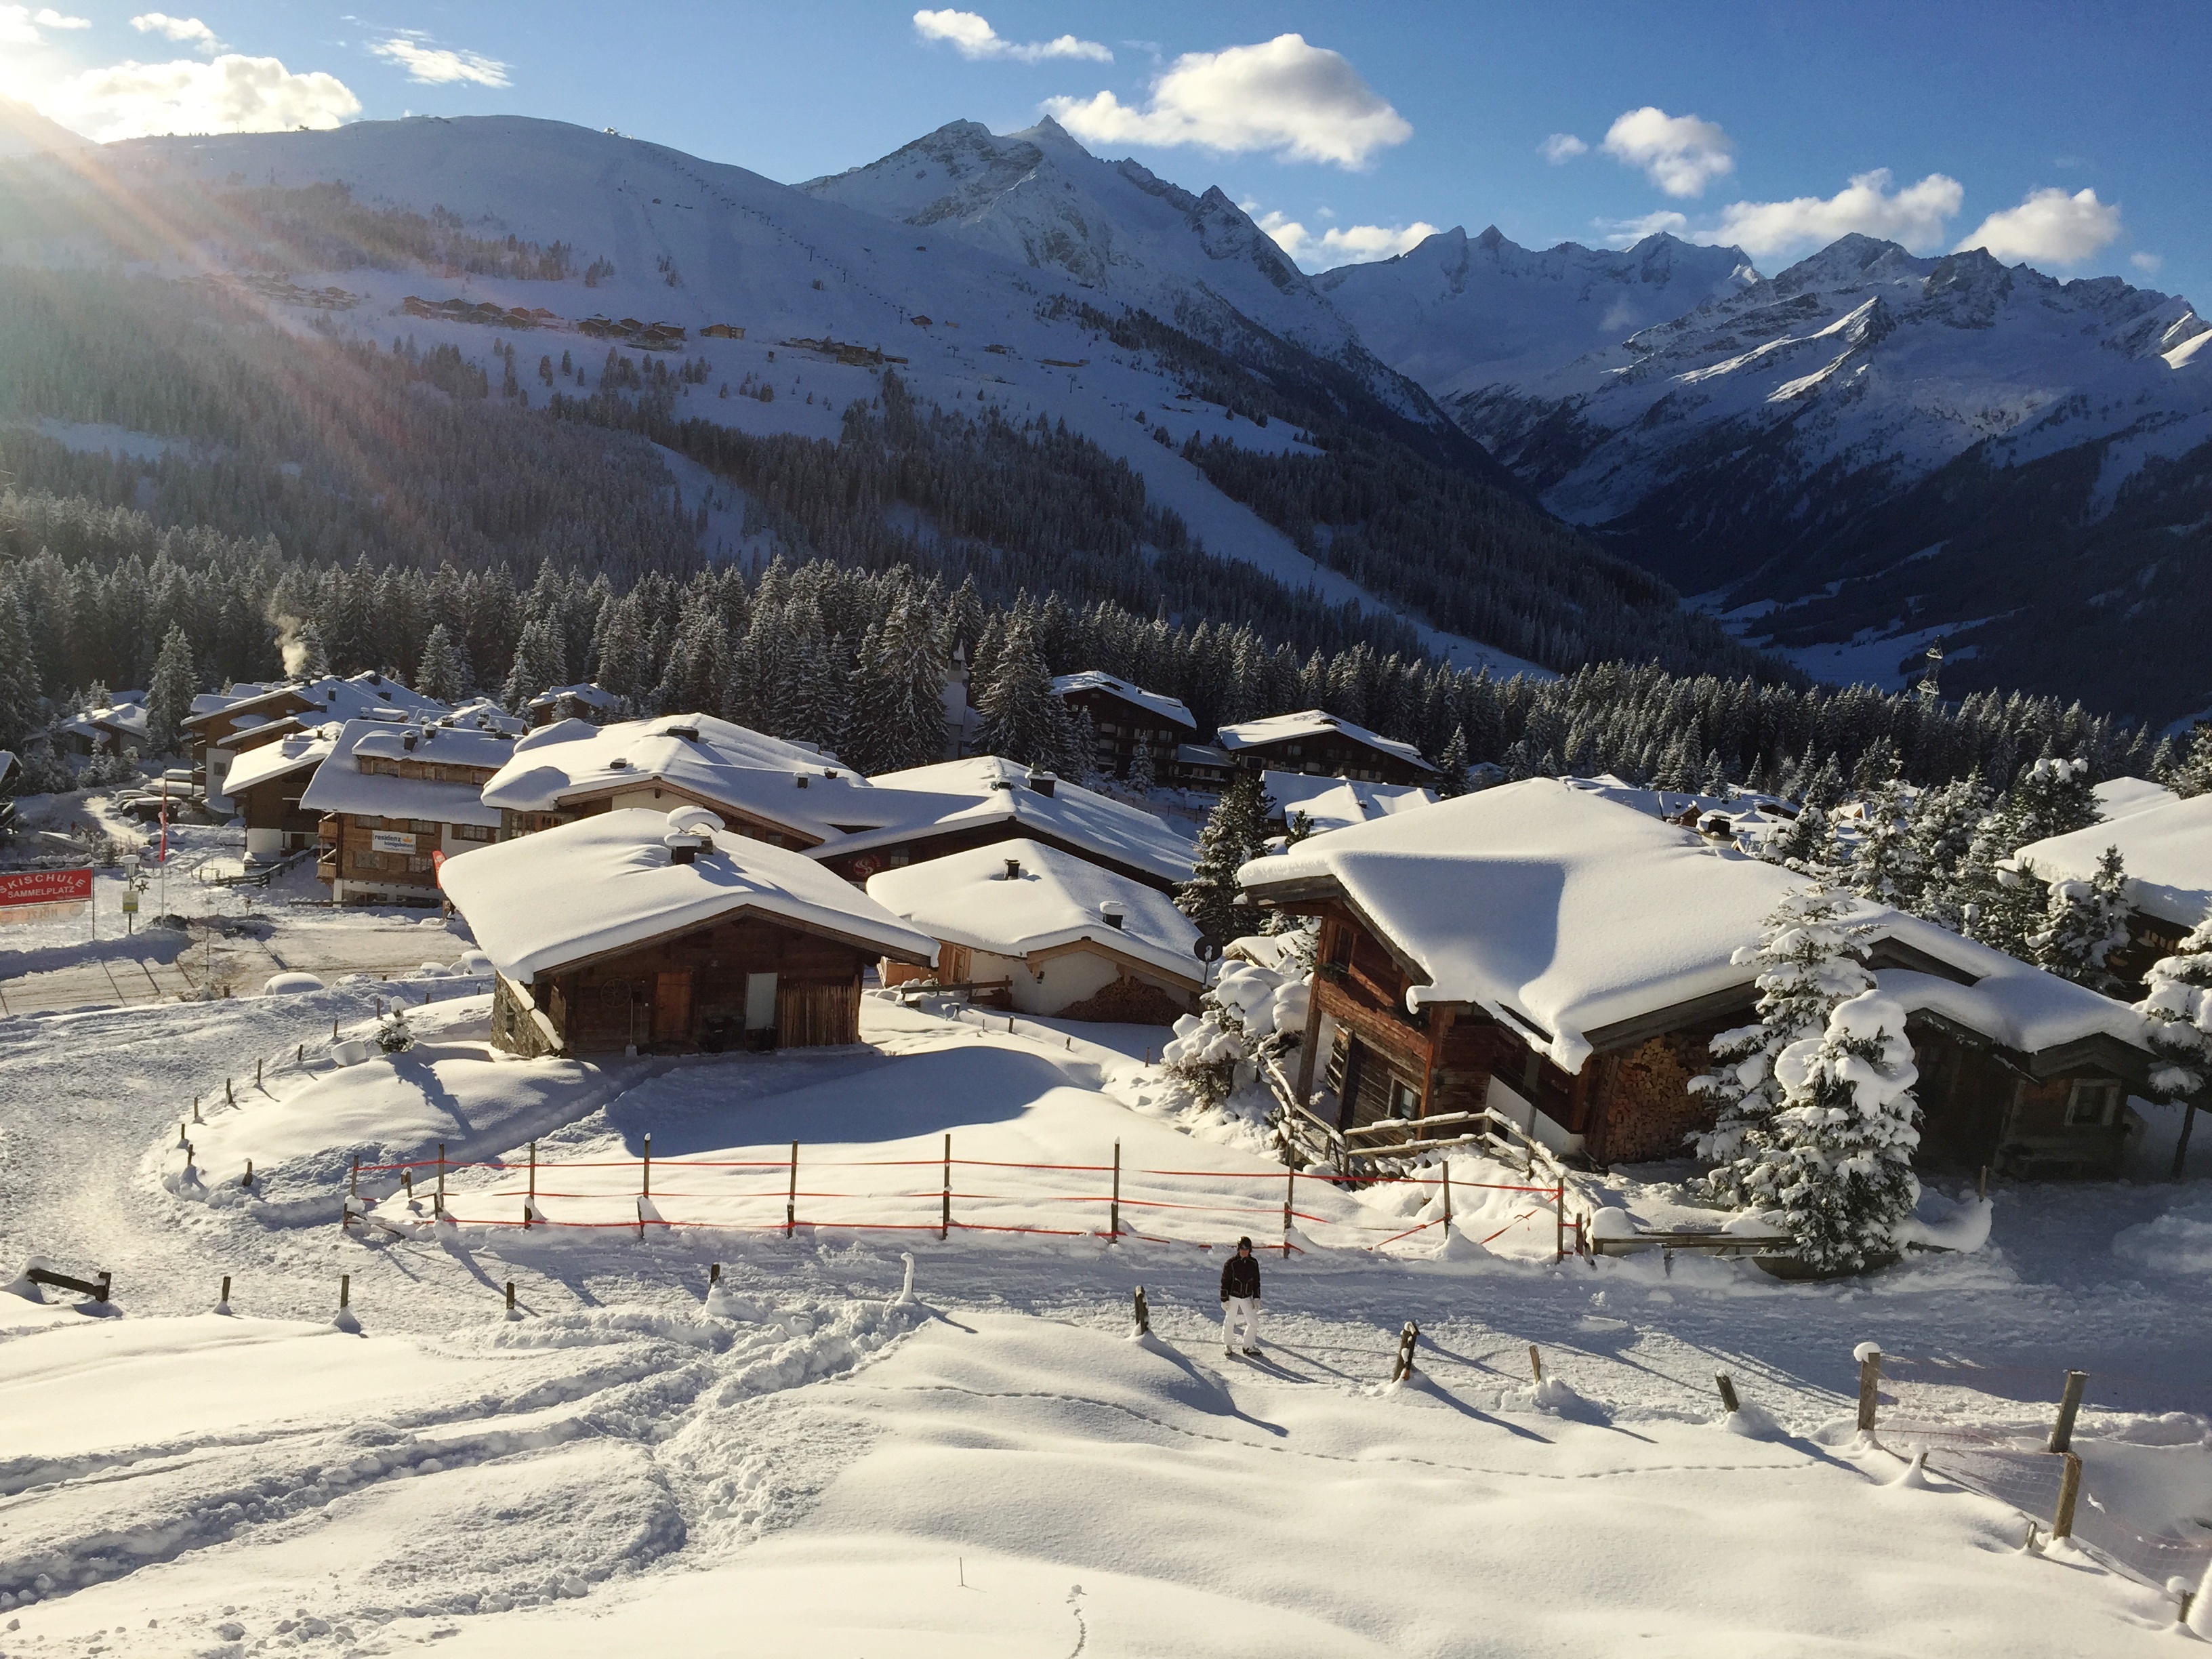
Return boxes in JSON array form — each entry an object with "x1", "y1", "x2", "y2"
[{"x1": 1317, "y1": 225, "x2": 1758, "y2": 396}]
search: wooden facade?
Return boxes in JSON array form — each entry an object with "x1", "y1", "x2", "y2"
[
  {"x1": 491, "y1": 911, "x2": 892, "y2": 1057},
  {"x1": 497, "y1": 784, "x2": 825, "y2": 852},
  {"x1": 1053, "y1": 682, "x2": 1193, "y2": 782},
  {"x1": 817, "y1": 823, "x2": 1181, "y2": 893},
  {"x1": 230, "y1": 766, "x2": 323, "y2": 853},
  {"x1": 1285, "y1": 904, "x2": 2149, "y2": 1179},
  {"x1": 1225, "y1": 726, "x2": 1433, "y2": 787}
]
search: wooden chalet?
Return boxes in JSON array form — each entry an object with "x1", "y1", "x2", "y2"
[
  {"x1": 302, "y1": 720, "x2": 512, "y2": 905},
  {"x1": 1214, "y1": 710, "x2": 1437, "y2": 787},
  {"x1": 220, "y1": 728, "x2": 337, "y2": 862},
  {"x1": 437, "y1": 806, "x2": 936, "y2": 1058},
  {"x1": 2014, "y1": 790, "x2": 2211, "y2": 996},
  {"x1": 186, "y1": 673, "x2": 443, "y2": 809},
  {"x1": 1241, "y1": 781, "x2": 2156, "y2": 1181},
  {"x1": 1049, "y1": 671, "x2": 1197, "y2": 782}
]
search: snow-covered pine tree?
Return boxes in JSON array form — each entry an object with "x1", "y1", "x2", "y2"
[
  {"x1": 2011, "y1": 754, "x2": 2100, "y2": 840},
  {"x1": 1903, "y1": 769, "x2": 1988, "y2": 928},
  {"x1": 1126, "y1": 738, "x2": 1155, "y2": 792},
  {"x1": 874, "y1": 599, "x2": 951, "y2": 770},
  {"x1": 2028, "y1": 844, "x2": 2133, "y2": 994},
  {"x1": 1844, "y1": 754, "x2": 1921, "y2": 907},
  {"x1": 0, "y1": 590, "x2": 43, "y2": 752},
  {"x1": 414, "y1": 623, "x2": 472, "y2": 705},
  {"x1": 291, "y1": 622, "x2": 329, "y2": 680},
  {"x1": 1176, "y1": 767, "x2": 1273, "y2": 945},
  {"x1": 145, "y1": 624, "x2": 197, "y2": 756},
  {"x1": 2135, "y1": 919, "x2": 2212, "y2": 1174},
  {"x1": 2169, "y1": 725, "x2": 2212, "y2": 799},
  {"x1": 500, "y1": 616, "x2": 568, "y2": 713},
  {"x1": 1753, "y1": 989, "x2": 1922, "y2": 1275},
  {"x1": 975, "y1": 619, "x2": 1061, "y2": 769},
  {"x1": 1434, "y1": 725, "x2": 1470, "y2": 797},
  {"x1": 1692, "y1": 884, "x2": 1874, "y2": 1205}
]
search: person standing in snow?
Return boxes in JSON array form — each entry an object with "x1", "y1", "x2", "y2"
[{"x1": 1220, "y1": 1235, "x2": 1262, "y2": 1355}]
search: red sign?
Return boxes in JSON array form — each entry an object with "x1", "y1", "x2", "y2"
[{"x1": 0, "y1": 868, "x2": 94, "y2": 907}]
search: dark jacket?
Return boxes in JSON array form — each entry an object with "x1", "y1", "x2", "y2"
[{"x1": 1220, "y1": 1252, "x2": 1261, "y2": 1302}]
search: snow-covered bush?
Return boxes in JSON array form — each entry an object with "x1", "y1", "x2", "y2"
[
  {"x1": 376, "y1": 1008, "x2": 415, "y2": 1054},
  {"x1": 2029, "y1": 845, "x2": 2131, "y2": 993},
  {"x1": 1160, "y1": 928, "x2": 1314, "y2": 1108},
  {"x1": 2137, "y1": 919, "x2": 2212, "y2": 1107},
  {"x1": 1692, "y1": 884, "x2": 1872, "y2": 1205},
  {"x1": 1753, "y1": 990, "x2": 1922, "y2": 1275}
]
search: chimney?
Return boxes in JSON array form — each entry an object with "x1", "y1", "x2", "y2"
[
  {"x1": 671, "y1": 842, "x2": 699, "y2": 865},
  {"x1": 1003, "y1": 857, "x2": 1022, "y2": 880},
  {"x1": 402, "y1": 731, "x2": 417, "y2": 751},
  {"x1": 1098, "y1": 900, "x2": 1126, "y2": 930},
  {"x1": 1027, "y1": 771, "x2": 1057, "y2": 798},
  {"x1": 795, "y1": 774, "x2": 810, "y2": 788}
]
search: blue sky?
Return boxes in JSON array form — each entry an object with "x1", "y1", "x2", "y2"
[{"x1": 7, "y1": 1, "x2": 2206, "y2": 300}]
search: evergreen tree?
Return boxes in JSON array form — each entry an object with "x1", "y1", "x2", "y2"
[
  {"x1": 1752, "y1": 990, "x2": 1922, "y2": 1275},
  {"x1": 1843, "y1": 755, "x2": 1921, "y2": 907},
  {"x1": 2135, "y1": 920, "x2": 2212, "y2": 1174},
  {"x1": 291, "y1": 621, "x2": 329, "y2": 680},
  {"x1": 1126, "y1": 738, "x2": 1155, "y2": 793},
  {"x1": 414, "y1": 623, "x2": 472, "y2": 704},
  {"x1": 2029, "y1": 845, "x2": 2132, "y2": 994},
  {"x1": 1176, "y1": 768, "x2": 1273, "y2": 945},
  {"x1": 2170, "y1": 725, "x2": 2212, "y2": 799},
  {"x1": 2011, "y1": 754, "x2": 2099, "y2": 840},
  {"x1": 1693, "y1": 885, "x2": 1873, "y2": 1205},
  {"x1": 0, "y1": 590, "x2": 41, "y2": 753},
  {"x1": 145, "y1": 623, "x2": 197, "y2": 755},
  {"x1": 501, "y1": 616, "x2": 569, "y2": 713},
  {"x1": 874, "y1": 599, "x2": 951, "y2": 771},
  {"x1": 1904, "y1": 770, "x2": 1988, "y2": 929},
  {"x1": 975, "y1": 619, "x2": 1063, "y2": 769},
  {"x1": 1434, "y1": 725, "x2": 1471, "y2": 798}
]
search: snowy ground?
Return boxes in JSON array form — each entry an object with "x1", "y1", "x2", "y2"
[{"x1": 2, "y1": 987, "x2": 2209, "y2": 1656}]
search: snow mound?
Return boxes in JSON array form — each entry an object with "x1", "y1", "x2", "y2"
[
  {"x1": 260, "y1": 972, "x2": 326, "y2": 996},
  {"x1": 1718, "y1": 1399, "x2": 1788, "y2": 1440},
  {"x1": 1503, "y1": 1374, "x2": 1610, "y2": 1423},
  {"x1": 2112, "y1": 1192, "x2": 2212, "y2": 1276},
  {"x1": 1896, "y1": 1189, "x2": 1994, "y2": 1253},
  {"x1": 165, "y1": 1041, "x2": 637, "y2": 1216}
]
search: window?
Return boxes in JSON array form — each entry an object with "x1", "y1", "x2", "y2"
[
  {"x1": 2065, "y1": 1080, "x2": 2121, "y2": 1128},
  {"x1": 1388, "y1": 1076, "x2": 1421, "y2": 1121}
]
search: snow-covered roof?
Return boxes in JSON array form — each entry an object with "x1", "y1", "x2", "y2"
[
  {"x1": 479, "y1": 713, "x2": 883, "y2": 840},
  {"x1": 187, "y1": 672, "x2": 443, "y2": 731},
  {"x1": 1240, "y1": 779, "x2": 2154, "y2": 1074},
  {"x1": 438, "y1": 807, "x2": 937, "y2": 984},
  {"x1": 1862, "y1": 913, "x2": 2149, "y2": 1063},
  {"x1": 221, "y1": 727, "x2": 336, "y2": 796},
  {"x1": 2014, "y1": 794, "x2": 2212, "y2": 928},
  {"x1": 1261, "y1": 771, "x2": 1437, "y2": 836},
  {"x1": 444, "y1": 698, "x2": 527, "y2": 735},
  {"x1": 865, "y1": 838, "x2": 1202, "y2": 984},
  {"x1": 65, "y1": 700, "x2": 150, "y2": 742},
  {"x1": 1239, "y1": 779, "x2": 1797, "y2": 1070},
  {"x1": 2094, "y1": 776, "x2": 2182, "y2": 823},
  {"x1": 525, "y1": 682, "x2": 622, "y2": 714},
  {"x1": 1561, "y1": 774, "x2": 1794, "y2": 823},
  {"x1": 842, "y1": 756, "x2": 1197, "y2": 882},
  {"x1": 1048, "y1": 671, "x2": 1195, "y2": 731},
  {"x1": 299, "y1": 720, "x2": 509, "y2": 828},
  {"x1": 1213, "y1": 710, "x2": 1434, "y2": 771}
]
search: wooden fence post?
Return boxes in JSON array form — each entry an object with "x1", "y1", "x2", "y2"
[
  {"x1": 940, "y1": 1132, "x2": 951, "y2": 1240},
  {"x1": 642, "y1": 1132, "x2": 652, "y2": 1200},
  {"x1": 2047, "y1": 1370, "x2": 2087, "y2": 1454},
  {"x1": 1391, "y1": 1321, "x2": 1420, "y2": 1383},
  {"x1": 255, "y1": 1058, "x2": 262, "y2": 1088},
  {"x1": 2051, "y1": 1451, "x2": 2083, "y2": 1540},
  {"x1": 506, "y1": 1280, "x2": 516, "y2": 1315},
  {"x1": 786, "y1": 1141, "x2": 798, "y2": 1237},
  {"x1": 1716, "y1": 1373, "x2": 1740, "y2": 1414},
  {"x1": 192, "y1": 1097, "x2": 202, "y2": 1124},
  {"x1": 1857, "y1": 1349, "x2": 1883, "y2": 1435},
  {"x1": 243, "y1": 1159, "x2": 254, "y2": 1190},
  {"x1": 1282, "y1": 1165, "x2": 1295, "y2": 1256},
  {"x1": 1132, "y1": 1285, "x2": 1149, "y2": 1335},
  {"x1": 710, "y1": 1263, "x2": 721, "y2": 1287},
  {"x1": 526, "y1": 1139, "x2": 537, "y2": 1227},
  {"x1": 220, "y1": 1273, "x2": 231, "y2": 1307},
  {"x1": 1110, "y1": 1140, "x2": 1121, "y2": 1240},
  {"x1": 436, "y1": 1141, "x2": 446, "y2": 1216},
  {"x1": 339, "y1": 1273, "x2": 350, "y2": 1310},
  {"x1": 1441, "y1": 1160, "x2": 1452, "y2": 1229},
  {"x1": 1528, "y1": 1344, "x2": 1543, "y2": 1382},
  {"x1": 1555, "y1": 1183, "x2": 1565, "y2": 1261},
  {"x1": 226, "y1": 1077, "x2": 234, "y2": 1106},
  {"x1": 349, "y1": 1154, "x2": 359, "y2": 1199}
]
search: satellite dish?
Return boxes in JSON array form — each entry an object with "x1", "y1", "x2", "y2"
[{"x1": 1193, "y1": 935, "x2": 1223, "y2": 963}]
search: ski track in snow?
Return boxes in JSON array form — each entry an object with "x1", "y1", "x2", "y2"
[{"x1": 1, "y1": 979, "x2": 2206, "y2": 1656}]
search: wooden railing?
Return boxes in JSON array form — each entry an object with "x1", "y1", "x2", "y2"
[{"x1": 1258, "y1": 1051, "x2": 1574, "y2": 1187}]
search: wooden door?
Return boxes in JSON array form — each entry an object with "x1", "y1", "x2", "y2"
[{"x1": 653, "y1": 970, "x2": 693, "y2": 1044}]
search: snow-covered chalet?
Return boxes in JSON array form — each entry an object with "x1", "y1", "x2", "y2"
[
  {"x1": 1240, "y1": 779, "x2": 2156, "y2": 1180},
  {"x1": 1214, "y1": 710, "x2": 1437, "y2": 787}
]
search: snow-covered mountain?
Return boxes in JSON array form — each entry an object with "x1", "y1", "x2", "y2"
[
  {"x1": 0, "y1": 94, "x2": 89, "y2": 159},
  {"x1": 1329, "y1": 226, "x2": 2212, "y2": 718},
  {"x1": 1317, "y1": 225, "x2": 1758, "y2": 396},
  {"x1": 800, "y1": 118, "x2": 1371, "y2": 372}
]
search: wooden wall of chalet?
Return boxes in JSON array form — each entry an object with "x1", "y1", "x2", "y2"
[
  {"x1": 817, "y1": 823, "x2": 1178, "y2": 892},
  {"x1": 498, "y1": 791, "x2": 819, "y2": 851},
  {"x1": 233, "y1": 775, "x2": 321, "y2": 838},
  {"x1": 527, "y1": 913, "x2": 873, "y2": 1054},
  {"x1": 1059, "y1": 688, "x2": 1189, "y2": 781},
  {"x1": 1235, "y1": 731, "x2": 1431, "y2": 786}
]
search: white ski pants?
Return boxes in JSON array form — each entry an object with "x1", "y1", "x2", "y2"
[{"x1": 1222, "y1": 1296, "x2": 1262, "y2": 1350}]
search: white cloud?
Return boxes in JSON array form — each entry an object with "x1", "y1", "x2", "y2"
[
  {"x1": 1255, "y1": 209, "x2": 1439, "y2": 270},
  {"x1": 1, "y1": 5, "x2": 91, "y2": 43},
  {"x1": 1705, "y1": 169, "x2": 1964, "y2": 259},
  {"x1": 1540, "y1": 131, "x2": 1587, "y2": 165},
  {"x1": 44, "y1": 54, "x2": 361, "y2": 141},
  {"x1": 130, "y1": 13, "x2": 220, "y2": 52},
  {"x1": 1594, "y1": 209, "x2": 1689, "y2": 248},
  {"x1": 1602, "y1": 106, "x2": 1733, "y2": 198},
  {"x1": 1955, "y1": 186, "x2": 2122, "y2": 266},
  {"x1": 371, "y1": 37, "x2": 510, "y2": 87},
  {"x1": 1045, "y1": 33, "x2": 1410, "y2": 169},
  {"x1": 912, "y1": 9, "x2": 1109, "y2": 63},
  {"x1": 2131, "y1": 251, "x2": 2163, "y2": 274}
]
